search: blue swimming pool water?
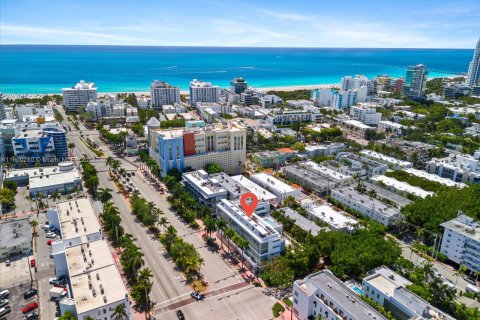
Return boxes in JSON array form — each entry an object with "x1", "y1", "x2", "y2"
[{"x1": 352, "y1": 285, "x2": 363, "y2": 295}]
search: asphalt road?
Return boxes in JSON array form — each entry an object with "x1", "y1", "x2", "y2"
[{"x1": 59, "y1": 109, "x2": 275, "y2": 320}]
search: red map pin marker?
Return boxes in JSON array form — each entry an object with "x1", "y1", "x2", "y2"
[{"x1": 240, "y1": 192, "x2": 258, "y2": 218}]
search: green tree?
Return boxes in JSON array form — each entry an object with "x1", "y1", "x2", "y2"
[
  {"x1": 204, "y1": 163, "x2": 224, "y2": 174},
  {"x1": 58, "y1": 311, "x2": 77, "y2": 320},
  {"x1": 30, "y1": 219, "x2": 38, "y2": 238},
  {"x1": 98, "y1": 188, "x2": 113, "y2": 203},
  {"x1": 112, "y1": 303, "x2": 128, "y2": 320},
  {"x1": 3, "y1": 180, "x2": 17, "y2": 193},
  {"x1": 292, "y1": 142, "x2": 306, "y2": 152}
]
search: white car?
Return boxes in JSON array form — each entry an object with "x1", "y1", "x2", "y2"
[{"x1": 46, "y1": 233, "x2": 57, "y2": 239}]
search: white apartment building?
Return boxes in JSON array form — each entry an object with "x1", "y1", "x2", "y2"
[
  {"x1": 333, "y1": 87, "x2": 368, "y2": 109},
  {"x1": 196, "y1": 102, "x2": 231, "y2": 120},
  {"x1": 189, "y1": 79, "x2": 220, "y2": 105},
  {"x1": 378, "y1": 120, "x2": 405, "y2": 134},
  {"x1": 342, "y1": 119, "x2": 376, "y2": 139},
  {"x1": 304, "y1": 143, "x2": 347, "y2": 158},
  {"x1": 231, "y1": 175, "x2": 278, "y2": 207},
  {"x1": 150, "y1": 80, "x2": 180, "y2": 110},
  {"x1": 362, "y1": 267, "x2": 454, "y2": 320},
  {"x1": 47, "y1": 198, "x2": 132, "y2": 319},
  {"x1": 311, "y1": 88, "x2": 335, "y2": 107},
  {"x1": 404, "y1": 168, "x2": 466, "y2": 188},
  {"x1": 440, "y1": 213, "x2": 480, "y2": 272},
  {"x1": 62, "y1": 80, "x2": 97, "y2": 112},
  {"x1": 111, "y1": 103, "x2": 126, "y2": 117},
  {"x1": 266, "y1": 109, "x2": 315, "y2": 126},
  {"x1": 340, "y1": 75, "x2": 370, "y2": 91},
  {"x1": 15, "y1": 104, "x2": 54, "y2": 120},
  {"x1": 370, "y1": 175, "x2": 433, "y2": 199},
  {"x1": 336, "y1": 152, "x2": 388, "y2": 177},
  {"x1": 86, "y1": 100, "x2": 111, "y2": 120},
  {"x1": 182, "y1": 170, "x2": 227, "y2": 212},
  {"x1": 250, "y1": 172, "x2": 300, "y2": 203},
  {"x1": 293, "y1": 269, "x2": 387, "y2": 320},
  {"x1": 126, "y1": 106, "x2": 138, "y2": 117},
  {"x1": 350, "y1": 104, "x2": 382, "y2": 125},
  {"x1": 331, "y1": 187, "x2": 400, "y2": 226},
  {"x1": 426, "y1": 153, "x2": 480, "y2": 184},
  {"x1": 216, "y1": 199, "x2": 285, "y2": 267},
  {"x1": 302, "y1": 202, "x2": 358, "y2": 233},
  {"x1": 360, "y1": 150, "x2": 413, "y2": 170}
]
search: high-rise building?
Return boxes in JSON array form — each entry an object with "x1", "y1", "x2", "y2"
[
  {"x1": 189, "y1": 79, "x2": 220, "y2": 105},
  {"x1": 467, "y1": 38, "x2": 480, "y2": 87},
  {"x1": 402, "y1": 64, "x2": 428, "y2": 98},
  {"x1": 340, "y1": 75, "x2": 369, "y2": 91},
  {"x1": 0, "y1": 93, "x2": 6, "y2": 120},
  {"x1": 149, "y1": 121, "x2": 246, "y2": 176},
  {"x1": 62, "y1": 80, "x2": 97, "y2": 112},
  {"x1": 150, "y1": 80, "x2": 180, "y2": 110},
  {"x1": 230, "y1": 77, "x2": 248, "y2": 94}
]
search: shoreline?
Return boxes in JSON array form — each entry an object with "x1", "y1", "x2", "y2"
[{"x1": 1, "y1": 75, "x2": 464, "y2": 98}]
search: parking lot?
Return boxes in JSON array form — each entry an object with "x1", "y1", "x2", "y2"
[{"x1": 0, "y1": 255, "x2": 37, "y2": 320}]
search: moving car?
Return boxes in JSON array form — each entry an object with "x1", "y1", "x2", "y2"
[
  {"x1": 176, "y1": 310, "x2": 185, "y2": 320},
  {"x1": 22, "y1": 302, "x2": 38, "y2": 314},
  {"x1": 24, "y1": 288, "x2": 38, "y2": 299}
]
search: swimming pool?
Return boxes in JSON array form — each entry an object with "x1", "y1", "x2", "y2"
[{"x1": 351, "y1": 285, "x2": 364, "y2": 295}]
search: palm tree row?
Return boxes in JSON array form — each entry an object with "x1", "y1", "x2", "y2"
[
  {"x1": 130, "y1": 192, "x2": 164, "y2": 229},
  {"x1": 138, "y1": 151, "x2": 161, "y2": 178},
  {"x1": 100, "y1": 201, "x2": 125, "y2": 245},
  {"x1": 80, "y1": 158, "x2": 99, "y2": 196}
]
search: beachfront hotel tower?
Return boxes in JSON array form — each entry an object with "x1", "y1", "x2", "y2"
[
  {"x1": 62, "y1": 80, "x2": 97, "y2": 112},
  {"x1": 150, "y1": 80, "x2": 181, "y2": 110},
  {"x1": 189, "y1": 79, "x2": 221, "y2": 105},
  {"x1": 402, "y1": 64, "x2": 428, "y2": 98},
  {"x1": 467, "y1": 38, "x2": 480, "y2": 87}
]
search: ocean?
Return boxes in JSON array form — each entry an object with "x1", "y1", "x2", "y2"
[{"x1": 0, "y1": 45, "x2": 473, "y2": 94}]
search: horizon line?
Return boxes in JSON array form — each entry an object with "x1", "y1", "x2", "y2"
[{"x1": 0, "y1": 43, "x2": 474, "y2": 50}]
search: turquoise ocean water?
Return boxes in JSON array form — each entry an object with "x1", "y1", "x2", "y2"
[{"x1": 0, "y1": 45, "x2": 473, "y2": 94}]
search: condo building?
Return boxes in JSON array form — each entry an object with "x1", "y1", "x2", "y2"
[
  {"x1": 216, "y1": 199, "x2": 285, "y2": 267},
  {"x1": 189, "y1": 79, "x2": 221, "y2": 105},
  {"x1": 402, "y1": 64, "x2": 428, "y2": 98},
  {"x1": 426, "y1": 152, "x2": 480, "y2": 184},
  {"x1": 230, "y1": 77, "x2": 248, "y2": 94},
  {"x1": 293, "y1": 269, "x2": 387, "y2": 320},
  {"x1": 149, "y1": 121, "x2": 246, "y2": 177},
  {"x1": 350, "y1": 104, "x2": 382, "y2": 126},
  {"x1": 360, "y1": 150, "x2": 413, "y2": 170},
  {"x1": 150, "y1": 80, "x2": 181, "y2": 110},
  {"x1": 440, "y1": 212, "x2": 480, "y2": 273},
  {"x1": 62, "y1": 80, "x2": 97, "y2": 112},
  {"x1": 467, "y1": 38, "x2": 480, "y2": 87},
  {"x1": 182, "y1": 170, "x2": 228, "y2": 212},
  {"x1": 250, "y1": 172, "x2": 300, "y2": 203}
]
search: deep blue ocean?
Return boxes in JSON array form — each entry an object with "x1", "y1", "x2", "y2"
[{"x1": 0, "y1": 45, "x2": 473, "y2": 94}]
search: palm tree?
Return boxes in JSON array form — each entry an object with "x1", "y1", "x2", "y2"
[
  {"x1": 112, "y1": 160, "x2": 121, "y2": 173},
  {"x1": 164, "y1": 226, "x2": 177, "y2": 251},
  {"x1": 197, "y1": 257, "x2": 205, "y2": 274},
  {"x1": 98, "y1": 188, "x2": 113, "y2": 203},
  {"x1": 474, "y1": 271, "x2": 480, "y2": 282},
  {"x1": 67, "y1": 142, "x2": 75, "y2": 156},
  {"x1": 29, "y1": 219, "x2": 38, "y2": 238},
  {"x1": 106, "y1": 156, "x2": 115, "y2": 173},
  {"x1": 204, "y1": 216, "x2": 217, "y2": 239},
  {"x1": 159, "y1": 217, "x2": 169, "y2": 233},
  {"x1": 238, "y1": 237, "x2": 249, "y2": 270},
  {"x1": 224, "y1": 228, "x2": 235, "y2": 254},
  {"x1": 422, "y1": 261, "x2": 436, "y2": 281},
  {"x1": 216, "y1": 219, "x2": 226, "y2": 250},
  {"x1": 112, "y1": 303, "x2": 128, "y2": 320}
]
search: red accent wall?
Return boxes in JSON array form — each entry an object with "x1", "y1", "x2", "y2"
[{"x1": 183, "y1": 132, "x2": 195, "y2": 156}]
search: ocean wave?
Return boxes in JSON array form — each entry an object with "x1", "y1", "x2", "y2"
[
  {"x1": 167, "y1": 66, "x2": 178, "y2": 69},
  {"x1": 230, "y1": 66, "x2": 256, "y2": 69}
]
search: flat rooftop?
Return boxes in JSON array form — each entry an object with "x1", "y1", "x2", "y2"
[
  {"x1": 371, "y1": 175, "x2": 433, "y2": 199},
  {"x1": 65, "y1": 240, "x2": 114, "y2": 277},
  {"x1": 302, "y1": 161, "x2": 352, "y2": 182},
  {"x1": 70, "y1": 264, "x2": 127, "y2": 315},
  {"x1": 441, "y1": 218, "x2": 480, "y2": 241},
  {"x1": 56, "y1": 198, "x2": 101, "y2": 240},
  {"x1": 361, "y1": 182, "x2": 411, "y2": 208},
  {"x1": 360, "y1": 150, "x2": 413, "y2": 168},
  {"x1": 231, "y1": 175, "x2": 277, "y2": 202},
  {"x1": 0, "y1": 217, "x2": 31, "y2": 249},
  {"x1": 211, "y1": 173, "x2": 247, "y2": 199},
  {"x1": 301, "y1": 270, "x2": 387, "y2": 320},
  {"x1": 251, "y1": 172, "x2": 298, "y2": 194},
  {"x1": 183, "y1": 170, "x2": 227, "y2": 197},
  {"x1": 280, "y1": 208, "x2": 323, "y2": 236},
  {"x1": 405, "y1": 168, "x2": 466, "y2": 188},
  {"x1": 345, "y1": 119, "x2": 374, "y2": 129},
  {"x1": 332, "y1": 187, "x2": 400, "y2": 218},
  {"x1": 304, "y1": 203, "x2": 357, "y2": 231},
  {"x1": 337, "y1": 152, "x2": 387, "y2": 168},
  {"x1": 366, "y1": 274, "x2": 398, "y2": 297},
  {"x1": 30, "y1": 170, "x2": 81, "y2": 189},
  {"x1": 283, "y1": 165, "x2": 330, "y2": 189},
  {"x1": 14, "y1": 128, "x2": 47, "y2": 139}
]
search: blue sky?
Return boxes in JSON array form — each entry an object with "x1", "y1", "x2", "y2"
[{"x1": 1, "y1": 0, "x2": 479, "y2": 48}]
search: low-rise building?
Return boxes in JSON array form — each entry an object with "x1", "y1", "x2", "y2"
[
  {"x1": 216, "y1": 199, "x2": 285, "y2": 268},
  {"x1": 336, "y1": 152, "x2": 388, "y2": 177},
  {"x1": 465, "y1": 123, "x2": 480, "y2": 137},
  {"x1": 231, "y1": 175, "x2": 278, "y2": 207},
  {"x1": 363, "y1": 266, "x2": 454, "y2": 320},
  {"x1": 360, "y1": 182, "x2": 412, "y2": 209},
  {"x1": 250, "y1": 172, "x2": 300, "y2": 203},
  {"x1": 378, "y1": 120, "x2": 406, "y2": 134},
  {"x1": 304, "y1": 143, "x2": 346, "y2": 158},
  {"x1": 331, "y1": 187, "x2": 400, "y2": 226},
  {"x1": 370, "y1": 175, "x2": 434, "y2": 199},
  {"x1": 0, "y1": 217, "x2": 32, "y2": 260},
  {"x1": 426, "y1": 153, "x2": 480, "y2": 184},
  {"x1": 182, "y1": 170, "x2": 227, "y2": 212},
  {"x1": 404, "y1": 168, "x2": 466, "y2": 188},
  {"x1": 279, "y1": 208, "x2": 323, "y2": 236},
  {"x1": 6, "y1": 162, "x2": 82, "y2": 196},
  {"x1": 350, "y1": 104, "x2": 382, "y2": 125},
  {"x1": 252, "y1": 151, "x2": 288, "y2": 168},
  {"x1": 293, "y1": 269, "x2": 387, "y2": 320},
  {"x1": 302, "y1": 202, "x2": 358, "y2": 233},
  {"x1": 440, "y1": 212, "x2": 480, "y2": 273},
  {"x1": 342, "y1": 119, "x2": 376, "y2": 139},
  {"x1": 360, "y1": 150, "x2": 413, "y2": 170}
]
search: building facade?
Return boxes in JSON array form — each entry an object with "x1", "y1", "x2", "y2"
[
  {"x1": 62, "y1": 80, "x2": 97, "y2": 112},
  {"x1": 189, "y1": 79, "x2": 220, "y2": 105},
  {"x1": 230, "y1": 77, "x2": 248, "y2": 94},
  {"x1": 250, "y1": 172, "x2": 300, "y2": 203},
  {"x1": 150, "y1": 80, "x2": 181, "y2": 110},
  {"x1": 402, "y1": 64, "x2": 428, "y2": 98},
  {"x1": 467, "y1": 38, "x2": 480, "y2": 87}
]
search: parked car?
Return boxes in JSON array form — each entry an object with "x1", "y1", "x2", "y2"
[
  {"x1": 190, "y1": 291, "x2": 204, "y2": 301},
  {"x1": 47, "y1": 240, "x2": 53, "y2": 246},
  {"x1": 49, "y1": 276, "x2": 66, "y2": 285},
  {"x1": 22, "y1": 302, "x2": 38, "y2": 314},
  {"x1": 46, "y1": 232, "x2": 57, "y2": 239},
  {"x1": 0, "y1": 299, "x2": 8, "y2": 308},
  {"x1": 24, "y1": 310, "x2": 39, "y2": 320},
  {"x1": 30, "y1": 259, "x2": 36, "y2": 268},
  {"x1": 24, "y1": 288, "x2": 38, "y2": 299},
  {"x1": 5, "y1": 259, "x2": 10, "y2": 266},
  {"x1": 176, "y1": 310, "x2": 185, "y2": 320},
  {"x1": 0, "y1": 290, "x2": 10, "y2": 300},
  {"x1": 0, "y1": 306, "x2": 11, "y2": 318}
]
